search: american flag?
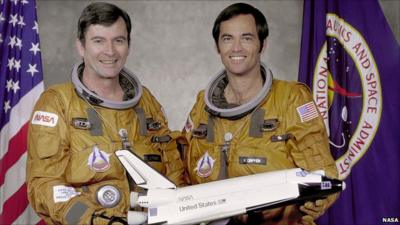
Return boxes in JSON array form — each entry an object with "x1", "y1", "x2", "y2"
[
  {"x1": 1, "y1": 0, "x2": 44, "y2": 224},
  {"x1": 296, "y1": 101, "x2": 319, "y2": 123}
]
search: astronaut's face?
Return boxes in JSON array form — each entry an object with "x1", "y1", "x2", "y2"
[
  {"x1": 77, "y1": 17, "x2": 129, "y2": 80},
  {"x1": 217, "y1": 14, "x2": 265, "y2": 77}
]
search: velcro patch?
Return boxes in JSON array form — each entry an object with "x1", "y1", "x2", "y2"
[
  {"x1": 31, "y1": 111, "x2": 58, "y2": 127},
  {"x1": 144, "y1": 154, "x2": 162, "y2": 162}
]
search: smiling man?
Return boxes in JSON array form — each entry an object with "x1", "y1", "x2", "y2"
[
  {"x1": 27, "y1": 2, "x2": 185, "y2": 225},
  {"x1": 183, "y1": 3, "x2": 339, "y2": 225}
]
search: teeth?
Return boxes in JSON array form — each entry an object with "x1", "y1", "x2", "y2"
[
  {"x1": 100, "y1": 59, "x2": 117, "y2": 64},
  {"x1": 230, "y1": 56, "x2": 245, "y2": 60}
]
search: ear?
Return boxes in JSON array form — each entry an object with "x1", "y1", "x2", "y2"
[
  {"x1": 76, "y1": 39, "x2": 85, "y2": 57},
  {"x1": 260, "y1": 39, "x2": 267, "y2": 54}
]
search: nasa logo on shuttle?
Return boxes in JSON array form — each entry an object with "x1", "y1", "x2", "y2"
[
  {"x1": 312, "y1": 13, "x2": 382, "y2": 180},
  {"x1": 196, "y1": 151, "x2": 215, "y2": 178}
]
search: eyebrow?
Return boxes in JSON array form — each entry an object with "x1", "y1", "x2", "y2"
[
  {"x1": 220, "y1": 33, "x2": 255, "y2": 38},
  {"x1": 89, "y1": 36, "x2": 127, "y2": 40},
  {"x1": 242, "y1": 33, "x2": 255, "y2": 37},
  {"x1": 90, "y1": 36, "x2": 104, "y2": 40},
  {"x1": 114, "y1": 36, "x2": 127, "y2": 40},
  {"x1": 220, "y1": 33, "x2": 233, "y2": 38}
]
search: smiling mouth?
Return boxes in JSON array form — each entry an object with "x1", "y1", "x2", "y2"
[
  {"x1": 100, "y1": 59, "x2": 118, "y2": 64},
  {"x1": 230, "y1": 56, "x2": 246, "y2": 62}
]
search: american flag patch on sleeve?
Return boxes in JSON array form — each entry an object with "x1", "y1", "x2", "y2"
[{"x1": 296, "y1": 101, "x2": 319, "y2": 122}]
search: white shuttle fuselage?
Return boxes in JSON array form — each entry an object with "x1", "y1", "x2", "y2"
[{"x1": 115, "y1": 150, "x2": 345, "y2": 225}]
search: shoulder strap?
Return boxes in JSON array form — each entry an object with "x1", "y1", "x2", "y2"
[
  {"x1": 248, "y1": 108, "x2": 265, "y2": 138},
  {"x1": 134, "y1": 106, "x2": 147, "y2": 136},
  {"x1": 206, "y1": 115, "x2": 215, "y2": 142}
]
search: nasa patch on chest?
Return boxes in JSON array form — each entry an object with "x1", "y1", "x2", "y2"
[{"x1": 88, "y1": 145, "x2": 111, "y2": 172}]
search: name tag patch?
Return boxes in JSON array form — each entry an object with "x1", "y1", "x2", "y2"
[
  {"x1": 53, "y1": 185, "x2": 81, "y2": 203},
  {"x1": 71, "y1": 118, "x2": 91, "y2": 130},
  {"x1": 144, "y1": 154, "x2": 162, "y2": 162},
  {"x1": 239, "y1": 157, "x2": 267, "y2": 165},
  {"x1": 31, "y1": 111, "x2": 58, "y2": 127}
]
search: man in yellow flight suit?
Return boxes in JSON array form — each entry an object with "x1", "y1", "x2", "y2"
[
  {"x1": 27, "y1": 2, "x2": 184, "y2": 224},
  {"x1": 183, "y1": 3, "x2": 338, "y2": 225}
]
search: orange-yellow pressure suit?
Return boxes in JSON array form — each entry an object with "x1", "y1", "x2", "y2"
[
  {"x1": 27, "y1": 66, "x2": 184, "y2": 225},
  {"x1": 184, "y1": 69, "x2": 338, "y2": 225}
]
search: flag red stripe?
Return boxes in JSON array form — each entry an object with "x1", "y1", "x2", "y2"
[
  {"x1": 0, "y1": 183, "x2": 29, "y2": 224},
  {"x1": 36, "y1": 219, "x2": 46, "y2": 225},
  {"x1": 0, "y1": 122, "x2": 29, "y2": 187}
]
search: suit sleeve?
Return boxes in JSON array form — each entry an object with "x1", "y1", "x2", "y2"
[
  {"x1": 284, "y1": 83, "x2": 338, "y2": 178},
  {"x1": 284, "y1": 83, "x2": 339, "y2": 223}
]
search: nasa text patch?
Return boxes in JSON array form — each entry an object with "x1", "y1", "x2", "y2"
[{"x1": 31, "y1": 111, "x2": 58, "y2": 127}]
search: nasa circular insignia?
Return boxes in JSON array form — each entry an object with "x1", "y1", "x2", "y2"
[{"x1": 96, "y1": 185, "x2": 121, "y2": 208}]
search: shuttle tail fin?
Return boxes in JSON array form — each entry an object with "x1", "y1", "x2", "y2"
[{"x1": 116, "y1": 150, "x2": 176, "y2": 189}]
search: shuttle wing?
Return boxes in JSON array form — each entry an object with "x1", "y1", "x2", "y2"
[{"x1": 116, "y1": 150, "x2": 176, "y2": 189}]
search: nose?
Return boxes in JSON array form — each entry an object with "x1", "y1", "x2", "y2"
[
  {"x1": 104, "y1": 41, "x2": 116, "y2": 56},
  {"x1": 232, "y1": 39, "x2": 243, "y2": 52}
]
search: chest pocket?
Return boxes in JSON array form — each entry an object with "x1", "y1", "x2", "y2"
[
  {"x1": 133, "y1": 106, "x2": 166, "y2": 173},
  {"x1": 231, "y1": 108, "x2": 293, "y2": 175},
  {"x1": 135, "y1": 107, "x2": 163, "y2": 136},
  {"x1": 68, "y1": 106, "x2": 135, "y2": 184},
  {"x1": 133, "y1": 142, "x2": 164, "y2": 173},
  {"x1": 67, "y1": 142, "x2": 120, "y2": 184},
  {"x1": 188, "y1": 120, "x2": 222, "y2": 184}
]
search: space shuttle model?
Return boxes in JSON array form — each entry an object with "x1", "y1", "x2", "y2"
[{"x1": 116, "y1": 150, "x2": 345, "y2": 225}]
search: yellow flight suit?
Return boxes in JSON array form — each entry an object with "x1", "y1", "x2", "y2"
[
  {"x1": 184, "y1": 79, "x2": 338, "y2": 225},
  {"x1": 27, "y1": 82, "x2": 184, "y2": 224}
]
